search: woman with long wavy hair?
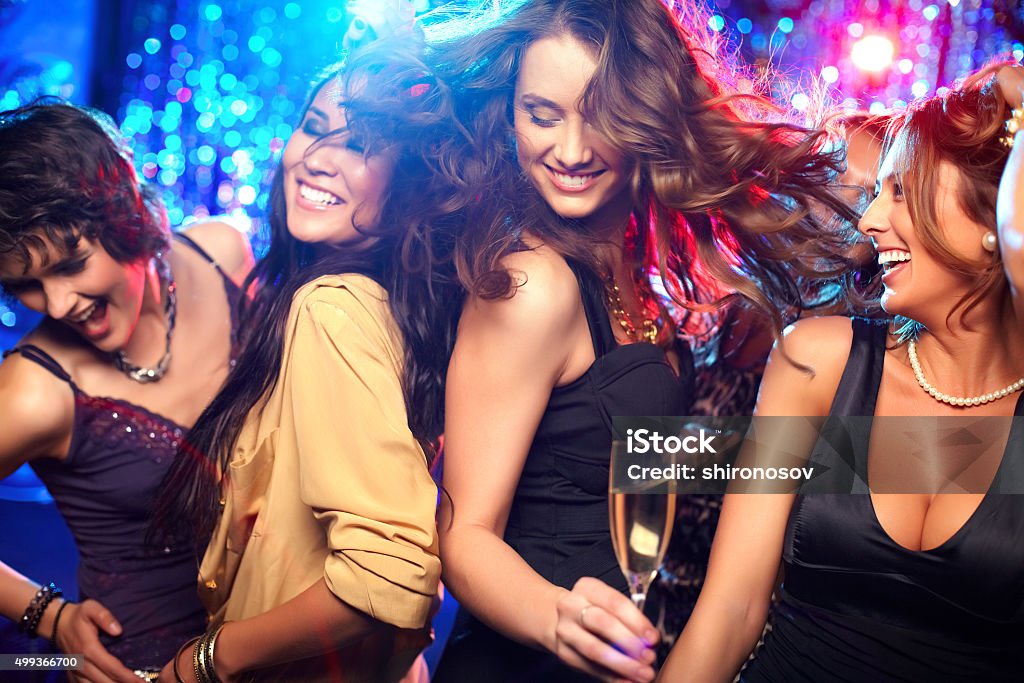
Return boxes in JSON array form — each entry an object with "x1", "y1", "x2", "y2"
[
  {"x1": 660, "y1": 64, "x2": 1024, "y2": 682},
  {"x1": 153, "y1": 42, "x2": 464, "y2": 683},
  {"x1": 420, "y1": 1, "x2": 860, "y2": 681}
]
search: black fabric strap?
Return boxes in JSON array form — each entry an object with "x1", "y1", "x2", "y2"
[
  {"x1": 174, "y1": 232, "x2": 227, "y2": 278},
  {"x1": 829, "y1": 317, "x2": 888, "y2": 417},
  {"x1": 3, "y1": 344, "x2": 73, "y2": 384},
  {"x1": 564, "y1": 258, "x2": 616, "y2": 358}
]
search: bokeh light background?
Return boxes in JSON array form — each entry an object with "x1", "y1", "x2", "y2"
[
  {"x1": 0, "y1": 0, "x2": 1022, "y2": 341},
  {"x1": 0, "y1": 0, "x2": 1021, "y2": 656}
]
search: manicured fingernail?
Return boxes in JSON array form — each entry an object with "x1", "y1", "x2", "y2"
[
  {"x1": 642, "y1": 648, "x2": 656, "y2": 663},
  {"x1": 109, "y1": 622, "x2": 121, "y2": 634},
  {"x1": 645, "y1": 628, "x2": 658, "y2": 643},
  {"x1": 636, "y1": 666, "x2": 655, "y2": 681}
]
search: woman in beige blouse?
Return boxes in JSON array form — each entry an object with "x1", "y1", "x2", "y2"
[{"x1": 153, "y1": 45, "x2": 464, "y2": 683}]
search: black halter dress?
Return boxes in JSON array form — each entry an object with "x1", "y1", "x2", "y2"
[{"x1": 434, "y1": 259, "x2": 695, "y2": 682}]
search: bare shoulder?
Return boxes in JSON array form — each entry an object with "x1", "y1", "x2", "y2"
[
  {"x1": 778, "y1": 316, "x2": 855, "y2": 370},
  {"x1": 180, "y1": 221, "x2": 255, "y2": 286},
  {"x1": 0, "y1": 349, "x2": 74, "y2": 474},
  {"x1": 465, "y1": 243, "x2": 581, "y2": 334},
  {"x1": 757, "y1": 316, "x2": 856, "y2": 416},
  {"x1": 453, "y1": 243, "x2": 584, "y2": 389}
]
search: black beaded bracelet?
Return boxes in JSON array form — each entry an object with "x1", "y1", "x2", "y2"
[{"x1": 19, "y1": 582, "x2": 63, "y2": 637}]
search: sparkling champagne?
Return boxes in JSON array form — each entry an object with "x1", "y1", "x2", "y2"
[{"x1": 609, "y1": 487, "x2": 676, "y2": 610}]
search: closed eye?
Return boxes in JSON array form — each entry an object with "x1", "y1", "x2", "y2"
[{"x1": 53, "y1": 259, "x2": 88, "y2": 276}]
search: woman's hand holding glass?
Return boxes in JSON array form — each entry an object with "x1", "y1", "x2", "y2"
[{"x1": 553, "y1": 577, "x2": 659, "y2": 683}]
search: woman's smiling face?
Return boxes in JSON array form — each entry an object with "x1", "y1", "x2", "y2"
[
  {"x1": 513, "y1": 33, "x2": 632, "y2": 231},
  {"x1": 282, "y1": 80, "x2": 396, "y2": 247},
  {"x1": 0, "y1": 235, "x2": 149, "y2": 352}
]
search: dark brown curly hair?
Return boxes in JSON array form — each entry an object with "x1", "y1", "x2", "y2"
[{"x1": 0, "y1": 100, "x2": 168, "y2": 270}]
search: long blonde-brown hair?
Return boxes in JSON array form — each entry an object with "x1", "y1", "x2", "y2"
[{"x1": 423, "y1": 0, "x2": 862, "y2": 340}]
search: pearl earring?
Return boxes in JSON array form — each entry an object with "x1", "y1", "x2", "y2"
[{"x1": 982, "y1": 231, "x2": 998, "y2": 253}]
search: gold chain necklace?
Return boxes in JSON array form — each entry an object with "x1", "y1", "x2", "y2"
[{"x1": 603, "y1": 275, "x2": 658, "y2": 344}]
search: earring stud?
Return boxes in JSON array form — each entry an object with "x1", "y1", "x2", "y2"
[{"x1": 982, "y1": 231, "x2": 998, "y2": 253}]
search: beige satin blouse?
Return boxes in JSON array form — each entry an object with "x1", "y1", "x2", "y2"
[{"x1": 198, "y1": 274, "x2": 440, "y2": 682}]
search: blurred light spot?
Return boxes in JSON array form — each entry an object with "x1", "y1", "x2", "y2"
[
  {"x1": 851, "y1": 35, "x2": 894, "y2": 72},
  {"x1": 261, "y1": 48, "x2": 282, "y2": 67},
  {"x1": 238, "y1": 185, "x2": 257, "y2": 205}
]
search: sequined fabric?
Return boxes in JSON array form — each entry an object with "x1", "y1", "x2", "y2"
[{"x1": 31, "y1": 391, "x2": 206, "y2": 670}]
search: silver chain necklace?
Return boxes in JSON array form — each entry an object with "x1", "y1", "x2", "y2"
[{"x1": 112, "y1": 259, "x2": 177, "y2": 384}]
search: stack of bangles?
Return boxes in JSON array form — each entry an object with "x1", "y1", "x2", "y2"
[
  {"x1": 18, "y1": 582, "x2": 65, "y2": 641},
  {"x1": 174, "y1": 624, "x2": 225, "y2": 683}
]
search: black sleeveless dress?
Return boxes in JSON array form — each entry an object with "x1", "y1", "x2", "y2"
[
  {"x1": 434, "y1": 260, "x2": 695, "y2": 682},
  {"x1": 2, "y1": 234, "x2": 240, "y2": 671},
  {"x1": 743, "y1": 318, "x2": 1024, "y2": 682}
]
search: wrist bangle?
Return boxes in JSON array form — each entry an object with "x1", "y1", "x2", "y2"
[
  {"x1": 49, "y1": 600, "x2": 70, "y2": 643},
  {"x1": 192, "y1": 624, "x2": 225, "y2": 683},
  {"x1": 173, "y1": 636, "x2": 199, "y2": 683},
  {"x1": 19, "y1": 582, "x2": 63, "y2": 638},
  {"x1": 1002, "y1": 106, "x2": 1024, "y2": 148}
]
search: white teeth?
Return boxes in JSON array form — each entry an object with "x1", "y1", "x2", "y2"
[
  {"x1": 68, "y1": 302, "x2": 96, "y2": 323},
  {"x1": 878, "y1": 249, "x2": 911, "y2": 266},
  {"x1": 299, "y1": 183, "x2": 341, "y2": 206},
  {"x1": 553, "y1": 171, "x2": 596, "y2": 187}
]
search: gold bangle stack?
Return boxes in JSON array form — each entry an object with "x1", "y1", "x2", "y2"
[
  {"x1": 1002, "y1": 106, "x2": 1024, "y2": 148},
  {"x1": 192, "y1": 624, "x2": 225, "y2": 683}
]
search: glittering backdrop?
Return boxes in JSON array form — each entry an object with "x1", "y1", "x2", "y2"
[
  {"x1": 0, "y1": 0, "x2": 1022, "y2": 343},
  {"x1": 711, "y1": 0, "x2": 1024, "y2": 114}
]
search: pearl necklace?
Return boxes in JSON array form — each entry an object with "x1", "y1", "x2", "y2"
[{"x1": 907, "y1": 339, "x2": 1024, "y2": 407}]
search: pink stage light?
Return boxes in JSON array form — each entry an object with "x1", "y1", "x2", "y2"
[{"x1": 851, "y1": 34, "x2": 895, "y2": 73}]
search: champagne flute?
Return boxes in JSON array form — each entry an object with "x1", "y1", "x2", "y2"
[{"x1": 608, "y1": 439, "x2": 676, "y2": 611}]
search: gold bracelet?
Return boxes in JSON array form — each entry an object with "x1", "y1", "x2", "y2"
[
  {"x1": 1002, "y1": 106, "x2": 1024, "y2": 148},
  {"x1": 193, "y1": 624, "x2": 225, "y2": 683},
  {"x1": 204, "y1": 624, "x2": 224, "y2": 683},
  {"x1": 192, "y1": 634, "x2": 203, "y2": 683},
  {"x1": 172, "y1": 636, "x2": 199, "y2": 683}
]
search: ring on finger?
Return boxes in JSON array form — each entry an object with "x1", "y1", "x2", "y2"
[{"x1": 578, "y1": 604, "x2": 595, "y2": 629}]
